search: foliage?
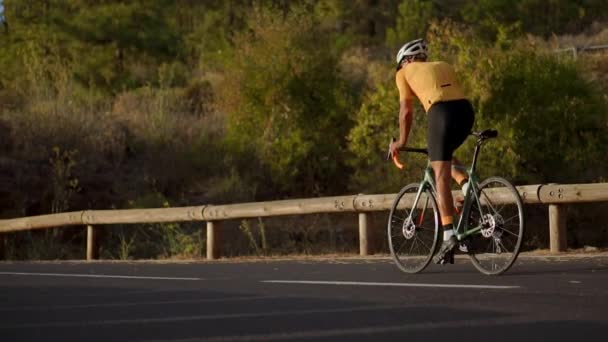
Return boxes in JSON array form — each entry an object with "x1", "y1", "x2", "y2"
[
  {"x1": 239, "y1": 218, "x2": 269, "y2": 256},
  {"x1": 2, "y1": 1, "x2": 608, "y2": 259},
  {"x1": 386, "y1": 0, "x2": 435, "y2": 49},
  {"x1": 315, "y1": 0, "x2": 400, "y2": 45},
  {"x1": 218, "y1": 4, "x2": 356, "y2": 196},
  {"x1": 428, "y1": 21, "x2": 608, "y2": 183},
  {"x1": 461, "y1": 0, "x2": 608, "y2": 39},
  {"x1": 49, "y1": 147, "x2": 80, "y2": 213},
  {"x1": 347, "y1": 82, "x2": 429, "y2": 193}
]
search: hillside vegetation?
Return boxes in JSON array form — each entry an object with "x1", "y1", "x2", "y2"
[{"x1": 0, "y1": 0, "x2": 607, "y2": 259}]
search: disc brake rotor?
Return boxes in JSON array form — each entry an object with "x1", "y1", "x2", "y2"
[
  {"x1": 481, "y1": 213, "x2": 496, "y2": 238},
  {"x1": 402, "y1": 216, "x2": 416, "y2": 239}
]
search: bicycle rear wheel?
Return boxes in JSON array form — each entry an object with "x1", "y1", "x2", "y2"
[
  {"x1": 467, "y1": 177, "x2": 525, "y2": 275},
  {"x1": 388, "y1": 183, "x2": 440, "y2": 274}
]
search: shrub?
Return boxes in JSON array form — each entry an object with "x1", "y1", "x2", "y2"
[
  {"x1": 217, "y1": 4, "x2": 356, "y2": 197},
  {"x1": 428, "y1": 21, "x2": 608, "y2": 183}
]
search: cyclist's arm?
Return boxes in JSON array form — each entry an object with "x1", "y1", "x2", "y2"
[
  {"x1": 395, "y1": 69, "x2": 415, "y2": 147},
  {"x1": 397, "y1": 99, "x2": 413, "y2": 147}
]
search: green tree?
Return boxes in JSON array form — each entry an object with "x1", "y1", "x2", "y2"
[
  {"x1": 218, "y1": 4, "x2": 355, "y2": 196},
  {"x1": 0, "y1": 0, "x2": 186, "y2": 92},
  {"x1": 386, "y1": 0, "x2": 435, "y2": 48},
  {"x1": 428, "y1": 21, "x2": 608, "y2": 183},
  {"x1": 461, "y1": 0, "x2": 608, "y2": 39},
  {"x1": 315, "y1": 0, "x2": 400, "y2": 45},
  {"x1": 347, "y1": 82, "x2": 429, "y2": 193},
  {"x1": 54, "y1": 1, "x2": 183, "y2": 91}
]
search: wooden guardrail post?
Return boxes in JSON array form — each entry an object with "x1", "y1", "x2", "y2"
[
  {"x1": 541, "y1": 184, "x2": 568, "y2": 253},
  {"x1": 359, "y1": 213, "x2": 370, "y2": 256},
  {"x1": 206, "y1": 221, "x2": 221, "y2": 260},
  {"x1": 549, "y1": 204, "x2": 567, "y2": 253},
  {"x1": 86, "y1": 225, "x2": 95, "y2": 261}
]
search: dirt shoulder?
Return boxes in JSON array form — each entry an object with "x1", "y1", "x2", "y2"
[{"x1": 1, "y1": 247, "x2": 608, "y2": 264}]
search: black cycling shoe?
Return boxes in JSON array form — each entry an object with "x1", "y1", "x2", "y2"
[{"x1": 434, "y1": 236, "x2": 458, "y2": 264}]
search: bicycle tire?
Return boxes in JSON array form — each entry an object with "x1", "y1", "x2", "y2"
[
  {"x1": 466, "y1": 177, "x2": 525, "y2": 275},
  {"x1": 388, "y1": 183, "x2": 440, "y2": 274}
]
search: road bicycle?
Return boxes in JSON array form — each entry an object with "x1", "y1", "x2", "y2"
[{"x1": 386, "y1": 130, "x2": 525, "y2": 275}]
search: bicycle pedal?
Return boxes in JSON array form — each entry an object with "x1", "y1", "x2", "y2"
[
  {"x1": 458, "y1": 243, "x2": 468, "y2": 253},
  {"x1": 458, "y1": 240, "x2": 473, "y2": 253}
]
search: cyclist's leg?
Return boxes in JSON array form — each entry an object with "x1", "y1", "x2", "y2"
[
  {"x1": 431, "y1": 160, "x2": 458, "y2": 264},
  {"x1": 427, "y1": 103, "x2": 459, "y2": 264},
  {"x1": 451, "y1": 157, "x2": 468, "y2": 185},
  {"x1": 428, "y1": 100, "x2": 475, "y2": 263},
  {"x1": 431, "y1": 161, "x2": 455, "y2": 226},
  {"x1": 451, "y1": 157, "x2": 469, "y2": 207},
  {"x1": 450, "y1": 101, "x2": 475, "y2": 186},
  {"x1": 449, "y1": 103, "x2": 475, "y2": 212}
]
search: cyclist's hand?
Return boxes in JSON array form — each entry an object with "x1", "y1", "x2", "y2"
[
  {"x1": 389, "y1": 140, "x2": 402, "y2": 158},
  {"x1": 389, "y1": 139, "x2": 405, "y2": 169}
]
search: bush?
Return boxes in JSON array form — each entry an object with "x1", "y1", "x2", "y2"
[
  {"x1": 217, "y1": 5, "x2": 356, "y2": 197},
  {"x1": 347, "y1": 20, "x2": 608, "y2": 195},
  {"x1": 347, "y1": 81, "x2": 429, "y2": 193}
]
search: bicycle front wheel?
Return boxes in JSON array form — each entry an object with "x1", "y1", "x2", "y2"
[
  {"x1": 467, "y1": 177, "x2": 525, "y2": 275},
  {"x1": 388, "y1": 183, "x2": 440, "y2": 274}
]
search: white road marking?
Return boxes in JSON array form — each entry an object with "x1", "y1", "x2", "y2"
[
  {"x1": 262, "y1": 280, "x2": 521, "y2": 289},
  {"x1": 0, "y1": 272, "x2": 201, "y2": 281}
]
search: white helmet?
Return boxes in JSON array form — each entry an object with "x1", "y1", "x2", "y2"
[{"x1": 396, "y1": 38, "x2": 428, "y2": 65}]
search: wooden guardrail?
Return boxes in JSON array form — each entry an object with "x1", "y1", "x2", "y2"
[
  {"x1": 0, "y1": 183, "x2": 607, "y2": 260},
  {"x1": 555, "y1": 44, "x2": 608, "y2": 59}
]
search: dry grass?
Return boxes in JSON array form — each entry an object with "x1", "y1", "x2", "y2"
[
  {"x1": 4, "y1": 248, "x2": 608, "y2": 264},
  {"x1": 547, "y1": 24, "x2": 608, "y2": 48}
]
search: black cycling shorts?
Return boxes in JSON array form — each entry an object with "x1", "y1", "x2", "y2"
[{"x1": 427, "y1": 99, "x2": 475, "y2": 161}]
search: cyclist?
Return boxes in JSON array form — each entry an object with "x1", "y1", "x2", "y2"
[{"x1": 389, "y1": 38, "x2": 475, "y2": 264}]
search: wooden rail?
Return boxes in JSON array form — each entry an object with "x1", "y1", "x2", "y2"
[{"x1": 0, "y1": 183, "x2": 606, "y2": 260}]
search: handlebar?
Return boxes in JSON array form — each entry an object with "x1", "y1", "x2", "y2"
[
  {"x1": 386, "y1": 130, "x2": 498, "y2": 170},
  {"x1": 386, "y1": 138, "x2": 428, "y2": 170}
]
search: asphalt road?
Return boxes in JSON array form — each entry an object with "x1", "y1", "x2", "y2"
[{"x1": 1, "y1": 254, "x2": 607, "y2": 342}]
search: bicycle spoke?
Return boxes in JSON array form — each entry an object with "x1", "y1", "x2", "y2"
[
  {"x1": 497, "y1": 238, "x2": 512, "y2": 253},
  {"x1": 483, "y1": 239, "x2": 493, "y2": 254},
  {"x1": 388, "y1": 184, "x2": 440, "y2": 273},
  {"x1": 467, "y1": 178, "x2": 525, "y2": 275},
  {"x1": 396, "y1": 239, "x2": 408, "y2": 255},
  {"x1": 391, "y1": 216, "x2": 405, "y2": 224},
  {"x1": 406, "y1": 237, "x2": 417, "y2": 256},
  {"x1": 499, "y1": 228, "x2": 520, "y2": 238},
  {"x1": 479, "y1": 192, "x2": 497, "y2": 211},
  {"x1": 415, "y1": 235, "x2": 431, "y2": 252},
  {"x1": 500, "y1": 214, "x2": 520, "y2": 225}
]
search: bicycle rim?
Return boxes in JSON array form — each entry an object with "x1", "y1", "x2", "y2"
[
  {"x1": 467, "y1": 177, "x2": 525, "y2": 275},
  {"x1": 388, "y1": 183, "x2": 440, "y2": 274}
]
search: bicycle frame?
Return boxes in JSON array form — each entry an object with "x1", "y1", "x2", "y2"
[
  {"x1": 404, "y1": 136, "x2": 490, "y2": 242},
  {"x1": 388, "y1": 130, "x2": 525, "y2": 275}
]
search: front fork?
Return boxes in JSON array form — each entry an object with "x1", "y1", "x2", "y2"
[{"x1": 403, "y1": 183, "x2": 431, "y2": 239}]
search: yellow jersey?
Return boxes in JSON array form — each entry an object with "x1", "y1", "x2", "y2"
[{"x1": 395, "y1": 61, "x2": 466, "y2": 112}]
